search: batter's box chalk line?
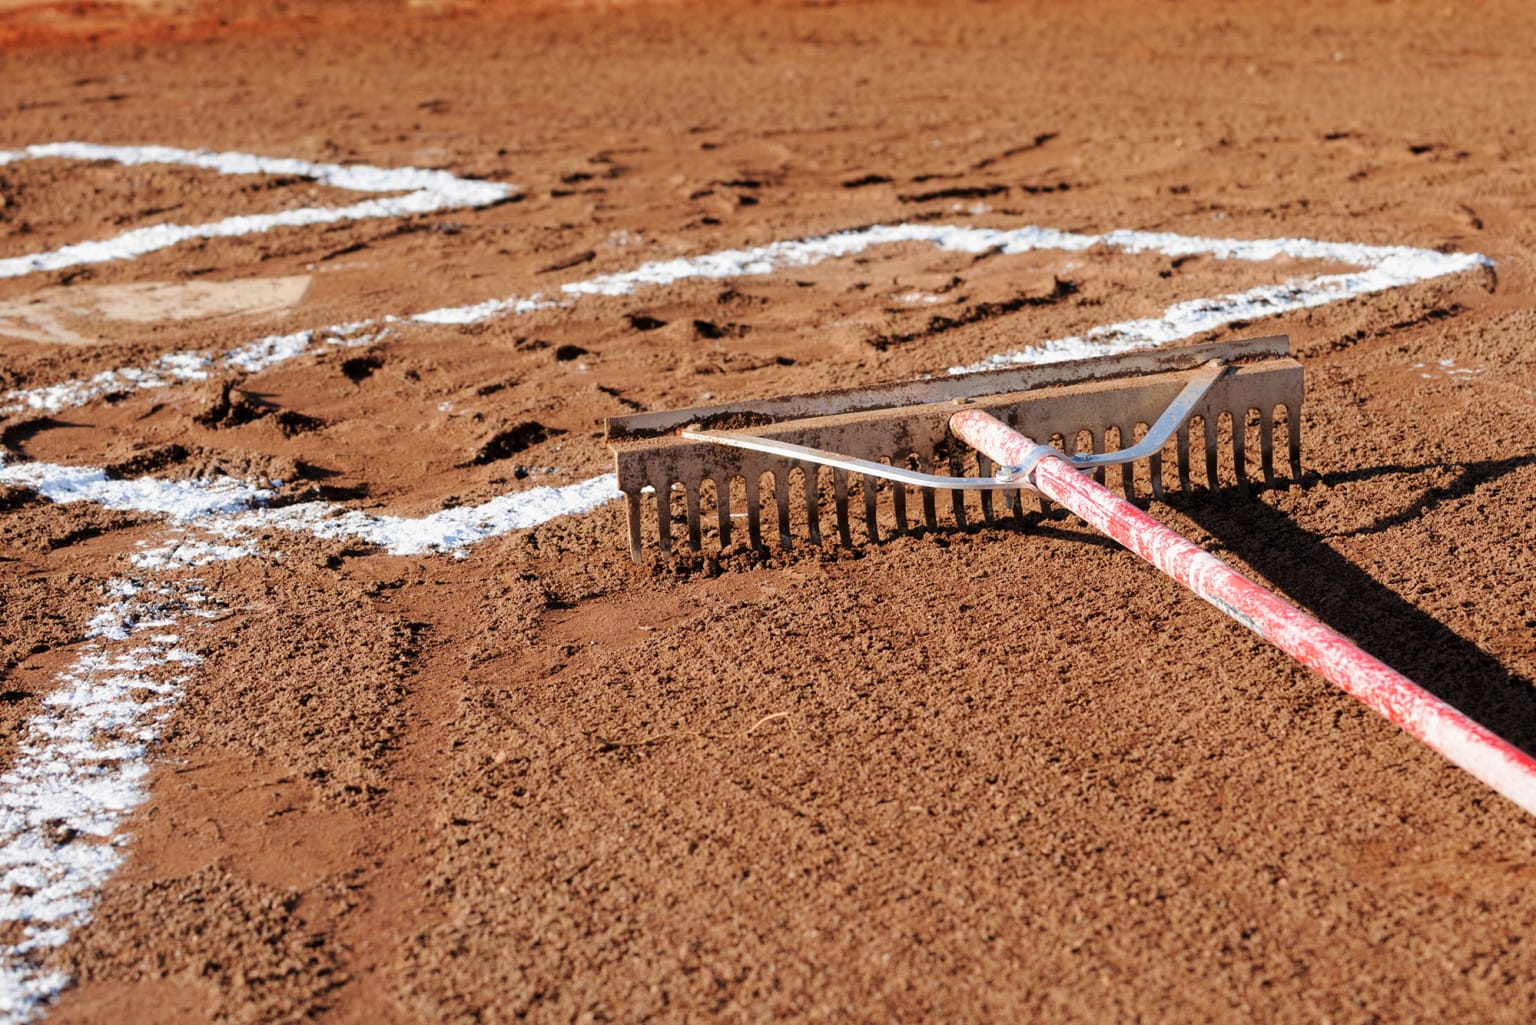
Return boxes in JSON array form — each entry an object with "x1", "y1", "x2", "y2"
[
  {"x1": 0, "y1": 531, "x2": 246, "y2": 1023},
  {"x1": 0, "y1": 142, "x2": 515, "y2": 281},
  {"x1": 1, "y1": 217, "x2": 1489, "y2": 418},
  {"x1": 0, "y1": 218, "x2": 1493, "y2": 556}
]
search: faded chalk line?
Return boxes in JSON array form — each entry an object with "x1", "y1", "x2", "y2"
[
  {"x1": 0, "y1": 142, "x2": 514, "y2": 281},
  {"x1": 0, "y1": 151, "x2": 1495, "y2": 1023}
]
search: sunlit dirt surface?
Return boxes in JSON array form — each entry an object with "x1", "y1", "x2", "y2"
[{"x1": 3, "y1": 2, "x2": 1536, "y2": 1022}]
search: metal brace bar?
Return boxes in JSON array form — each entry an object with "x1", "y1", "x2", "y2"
[{"x1": 682, "y1": 359, "x2": 1228, "y2": 493}]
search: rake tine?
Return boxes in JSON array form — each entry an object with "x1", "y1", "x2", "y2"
[
  {"x1": 656, "y1": 485, "x2": 674, "y2": 554},
  {"x1": 1090, "y1": 429, "x2": 1107, "y2": 487},
  {"x1": 1232, "y1": 410, "x2": 1250, "y2": 498},
  {"x1": 715, "y1": 476, "x2": 732, "y2": 549},
  {"x1": 684, "y1": 481, "x2": 703, "y2": 551},
  {"x1": 1004, "y1": 486, "x2": 1022, "y2": 520},
  {"x1": 803, "y1": 466, "x2": 823, "y2": 546},
  {"x1": 949, "y1": 450, "x2": 967, "y2": 527},
  {"x1": 626, "y1": 491, "x2": 644, "y2": 561},
  {"x1": 833, "y1": 468, "x2": 853, "y2": 547},
  {"x1": 863, "y1": 474, "x2": 880, "y2": 543},
  {"x1": 976, "y1": 452, "x2": 996, "y2": 522},
  {"x1": 774, "y1": 470, "x2": 793, "y2": 549},
  {"x1": 1287, "y1": 405, "x2": 1303, "y2": 482},
  {"x1": 1259, "y1": 407, "x2": 1277, "y2": 490},
  {"x1": 921, "y1": 472, "x2": 938, "y2": 529},
  {"x1": 1175, "y1": 423, "x2": 1192, "y2": 494},
  {"x1": 891, "y1": 461, "x2": 910, "y2": 532},
  {"x1": 745, "y1": 471, "x2": 764, "y2": 549},
  {"x1": 1118, "y1": 425, "x2": 1135, "y2": 498},
  {"x1": 1204, "y1": 416, "x2": 1220, "y2": 491},
  {"x1": 1148, "y1": 425, "x2": 1166, "y2": 502}
]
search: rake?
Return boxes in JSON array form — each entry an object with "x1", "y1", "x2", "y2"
[{"x1": 607, "y1": 335, "x2": 1536, "y2": 817}]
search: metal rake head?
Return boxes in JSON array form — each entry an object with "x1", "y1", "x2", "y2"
[{"x1": 607, "y1": 336, "x2": 1303, "y2": 561}]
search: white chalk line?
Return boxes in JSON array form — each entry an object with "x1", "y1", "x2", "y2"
[
  {"x1": 0, "y1": 142, "x2": 514, "y2": 281},
  {"x1": 0, "y1": 534, "x2": 242, "y2": 1022},
  {"x1": 0, "y1": 218, "x2": 1492, "y2": 1022},
  {"x1": 0, "y1": 454, "x2": 619, "y2": 558},
  {"x1": 1, "y1": 222, "x2": 1488, "y2": 417}
]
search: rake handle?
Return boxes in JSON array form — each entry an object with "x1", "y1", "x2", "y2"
[{"x1": 949, "y1": 407, "x2": 1536, "y2": 818}]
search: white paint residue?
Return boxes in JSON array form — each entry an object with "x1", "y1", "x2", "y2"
[
  {"x1": 408, "y1": 294, "x2": 554, "y2": 326},
  {"x1": 558, "y1": 227, "x2": 898, "y2": 297},
  {"x1": 0, "y1": 142, "x2": 513, "y2": 281},
  {"x1": 0, "y1": 323, "x2": 380, "y2": 417},
  {"x1": 0, "y1": 548, "x2": 238, "y2": 1023},
  {"x1": 1412, "y1": 358, "x2": 1485, "y2": 381}
]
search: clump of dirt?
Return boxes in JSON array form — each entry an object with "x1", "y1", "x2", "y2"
[
  {"x1": 0, "y1": 483, "x2": 43, "y2": 513},
  {"x1": 465, "y1": 421, "x2": 565, "y2": 466},
  {"x1": 101, "y1": 441, "x2": 319, "y2": 488},
  {"x1": 867, "y1": 277, "x2": 1080, "y2": 351},
  {"x1": 339, "y1": 354, "x2": 383, "y2": 382},
  {"x1": 101, "y1": 443, "x2": 192, "y2": 479},
  {"x1": 193, "y1": 380, "x2": 326, "y2": 437},
  {"x1": 193, "y1": 381, "x2": 271, "y2": 429},
  {"x1": 625, "y1": 312, "x2": 667, "y2": 332},
  {"x1": 0, "y1": 500, "x2": 143, "y2": 553}
]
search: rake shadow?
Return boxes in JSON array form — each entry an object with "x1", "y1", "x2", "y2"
[
  {"x1": 1312, "y1": 452, "x2": 1536, "y2": 538},
  {"x1": 1173, "y1": 452, "x2": 1536, "y2": 756}
]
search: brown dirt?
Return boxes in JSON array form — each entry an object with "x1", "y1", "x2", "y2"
[{"x1": 3, "y1": 0, "x2": 1536, "y2": 1022}]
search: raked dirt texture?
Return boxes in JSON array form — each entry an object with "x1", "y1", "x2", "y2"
[{"x1": 1, "y1": 1, "x2": 1535, "y2": 1022}]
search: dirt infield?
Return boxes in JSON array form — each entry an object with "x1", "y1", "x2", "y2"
[{"x1": 3, "y1": 0, "x2": 1536, "y2": 1021}]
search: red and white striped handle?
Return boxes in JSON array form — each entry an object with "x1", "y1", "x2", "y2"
[{"x1": 949, "y1": 407, "x2": 1536, "y2": 818}]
